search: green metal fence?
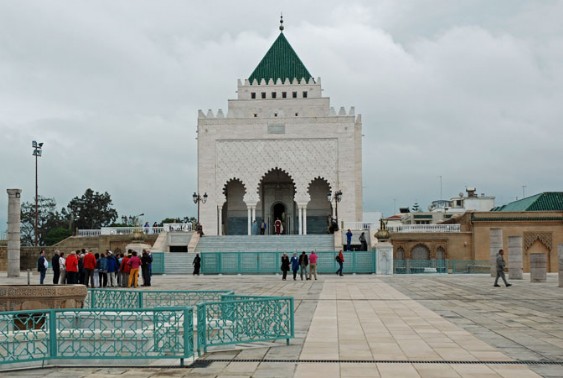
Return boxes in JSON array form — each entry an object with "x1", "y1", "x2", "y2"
[
  {"x1": 86, "y1": 289, "x2": 234, "y2": 309},
  {"x1": 0, "y1": 307, "x2": 193, "y2": 366},
  {"x1": 394, "y1": 260, "x2": 490, "y2": 274},
  {"x1": 197, "y1": 296, "x2": 294, "y2": 354},
  {"x1": 201, "y1": 251, "x2": 376, "y2": 275},
  {"x1": 151, "y1": 252, "x2": 165, "y2": 274}
]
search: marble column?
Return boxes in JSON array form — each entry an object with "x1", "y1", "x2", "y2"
[
  {"x1": 298, "y1": 207, "x2": 303, "y2": 235},
  {"x1": 490, "y1": 228, "x2": 503, "y2": 277},
  {"x1": 508, "y1": 236, "x2": 523, "y2": 280},
  {"x1": 303, "y1": 207, "x2": 307, "y2": 235},
  {"x1": 7, "y1": 189, "x2": 22, "y2": 277},
  {"x1": 247, "y1": 206, "x2": 251, "y2": 235},
  {"x1": 217, "y1": 205, "x2": 223, "y2": 236},
  {"x1": 558, "y1": 244, "x2": 563, "y2": 288},
  {"x1": 530, "y1": 253, "x2": 547, "y2": 283}
]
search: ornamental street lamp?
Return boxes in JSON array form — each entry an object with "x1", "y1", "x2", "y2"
[
  {"x1": 327, "y1": 190, "x2": 343, "y2": 232},
  {"x1": 32, "y1": 141, "x2": 44, "y2": 246},
  {"x1": 192, "y1": 192, "x2": 208, "y2": 224}
]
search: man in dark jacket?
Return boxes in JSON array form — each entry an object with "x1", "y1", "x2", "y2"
[
  {"x1": 141, "y1": 249, "x2": 152, "y2": 286},
  {"x1": 37, "y1": 250, "x2": 47, "y2": 285},
  {"x1": 299, "y1": 251, "x2": 309, "y2": 280},
  {"x1": 51, "y1": 250, "x2": 60, "y2": 284}
]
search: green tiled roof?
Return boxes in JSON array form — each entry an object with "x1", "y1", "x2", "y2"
[
  {"x1": 248, "y1": 32, "x2": 313, "y2": 84},
  {"x1": 492, "y1": 192, "x2": 563, "y2": 211}
]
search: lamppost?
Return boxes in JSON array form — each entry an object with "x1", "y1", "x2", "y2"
[
  {"x1": 192, "y1": 192, "x2": 208, "y2": 224},
  {"x1": 327, "y1": 190, "x2": 343, "y2": 231},
  {"x1": 32, "y1": 141, "x2": 44, "y2": 246}
]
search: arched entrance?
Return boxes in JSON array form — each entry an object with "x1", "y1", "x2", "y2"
[
  {"x1": 272, "y1": 202, "x2": 286, "y2": 234},
  {"x1": 258, "y1": 168, "x2": 296, "y2": 234},
  {"x1": 307, "y1": 178, "x2": 332, "y2": 234},
  {"x1": 222, "y1": 179, "x2": 246, "y2": 235}
]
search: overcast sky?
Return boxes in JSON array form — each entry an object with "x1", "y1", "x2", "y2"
[{"x1": 2, "y1": 0, "x2": 562, "y2": 231}]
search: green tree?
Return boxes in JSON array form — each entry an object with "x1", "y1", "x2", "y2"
[
  {"x1": 44, "y1": 226, "x2": 72, "y2": 246},
  {"x1": 66, "y1": 189, "x2": 118, "y2": 229},
  {"x1": 20, "y1": 196, "x2": 67, "y2": 246}
]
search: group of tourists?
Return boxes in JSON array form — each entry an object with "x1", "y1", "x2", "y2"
[
  {"x1": 279, "y1": 249, "x2": 345, "y2": 280},
  {"x1": 41, "y1": 248, "x2": 153, "y2": 288}
]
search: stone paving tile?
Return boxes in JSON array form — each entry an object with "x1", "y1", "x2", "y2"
[{"x1": 2, "y1": 273, "x2": 563, "y2": 377}]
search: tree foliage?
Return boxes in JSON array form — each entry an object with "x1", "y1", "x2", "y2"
[
  {"x1": 20, "y1": 196, "x2": 67, "y2": 246},
  {"x1": 66, "y1": 189, "x2": 118, "y2": 229}
]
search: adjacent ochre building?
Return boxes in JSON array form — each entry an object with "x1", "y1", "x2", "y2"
[{"x1": 197, "y1": 24, "x2": 362, "y2": 236}]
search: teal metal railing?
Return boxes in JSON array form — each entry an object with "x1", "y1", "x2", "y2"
[
  {"x1": 201, "y1": 251, "x2": 376, "y2": 274},
  {"x1": 394, "y1": 259, "x2": 490, "y2": 274},
  {"x1": 86, "y1": 289, "x2": 234, "y2": 309},
  {"x1": 151, "y1": 252, "x2": 165, "y2": 274},
  {"x1": 0, "y1": 307, "x2": 193, "y2": 366},
  {"x1": 196, "y1": 296, "x2": 294, "y2": 355}
]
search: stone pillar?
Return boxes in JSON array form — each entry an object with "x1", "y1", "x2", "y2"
[
  {"x1": 7, "y1": 189, "x2": 22, "y2": 277},
  {"x1": 247, "y1": 206, "x2": 251, "y2": 236},
  {"x1": 508, "y1": 236, "x2": 523, "y2": 280},
  {"x1": 217, "y1": 205, "x2": 223, "y2": 236},
  {"x1": 298, "y1": 207, "x2": 302, "y2": 235},
  {"x1": 376, "y1": 243, "x2": 393, "y2": 275},
  {"x1": 303, "y1": 207, "x2": 307, "y2": 235},
  {"x1": 530, "y1": 253, "x2": 547, "y2": 283},
  {"x1": 251, "y1": 206, "x2": 256, "y2": 222},
  {"x1": 558, "y1": 244, "x2": 563, "y2": 288},
  {"x1": 490, "y1": 228, "x2": 503, "y2": 277}
]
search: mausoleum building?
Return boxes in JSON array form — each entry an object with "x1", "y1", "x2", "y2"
[{"x1": 197, "y1": 22, "x2": 363, "y2": 236}]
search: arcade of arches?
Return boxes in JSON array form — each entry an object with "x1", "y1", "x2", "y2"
[{"x1": 221, "y1": 169, "x2": 333, "y2": 235}]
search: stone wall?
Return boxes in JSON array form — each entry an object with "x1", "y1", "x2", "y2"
[{"x1": 0, "y1": 234, "x2": 158, "y2": 271}]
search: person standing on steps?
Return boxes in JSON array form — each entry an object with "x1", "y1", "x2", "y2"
[{"x1": 494, "y1": 249, "x2": 512, "y2": 287}]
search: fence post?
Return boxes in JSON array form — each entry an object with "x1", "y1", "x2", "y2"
[
  {"x1": 138, "y1": 292, "x2": 143, "y2": 308},
  {"x1": 49, "y1": 309, "x2": 57, "y2": 359},
  {"x1": 90, "y1": 289, "x2": 96, "y2": 308}
]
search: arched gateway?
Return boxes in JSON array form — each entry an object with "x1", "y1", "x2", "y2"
[{"x1": 197, "y1": 20, "x2": 363, "y2": 235}]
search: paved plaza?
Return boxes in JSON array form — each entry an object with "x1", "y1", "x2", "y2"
[{"x1": 1, "y1": 272, "x2": 563, "y2": 377}]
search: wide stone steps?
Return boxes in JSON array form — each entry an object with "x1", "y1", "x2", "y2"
[
  {"x1": 194, "y1": 235, "x2": 335, "y2": 253},
  {"x1": 164, "y1": 252, "x2": 193, "y2": 275}
]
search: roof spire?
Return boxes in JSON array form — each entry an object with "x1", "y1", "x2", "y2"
[{"x1": 279, "y1": 13, "x2": 284, "y2": 32}]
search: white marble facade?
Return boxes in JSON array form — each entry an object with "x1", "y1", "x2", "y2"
[{"x1": 196, "y1": 34, "x2": 363, "y2": 236}]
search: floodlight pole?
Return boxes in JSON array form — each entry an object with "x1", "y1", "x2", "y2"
[{"x1": 32, "y1": 141, "x2": 43, "y2": 246}]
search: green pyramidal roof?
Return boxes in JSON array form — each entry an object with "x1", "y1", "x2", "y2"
[
  {"x1": 248, "y1": 32, "x2": 313, "y2": 84},
  {"x1": 491, "y1": 192, "x2": 563, "y2": 211}
]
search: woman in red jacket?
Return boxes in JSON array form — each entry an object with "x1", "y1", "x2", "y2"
[{"x1": 65, "y1": 250, "x2": 79, "y2": 284}]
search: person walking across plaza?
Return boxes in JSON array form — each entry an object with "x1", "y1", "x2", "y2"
[
  {"x1": 51, "y1": 250, "x2": 61, "y2": 284},
  {"x1": 299, "y1": 251, "x2": 309, "y2": 280},
  {"x1": 290, "y1": 252, "x2": 299, "y2": 281},
  {"x1": 37, "y1": 249, "x2": 48, "y2": 285},
  {"x1": 336, "y1": 249, "x2": 344, "y2": 276},
  {"x1": 280, "y1": 253, "x2": 290, "y2": 280},
  {"x1": 309, "y1": 250, "x2": 318, "y2": 280},
  {"x1": 494, "y1": 249, "x2": 512, "y2": 287},
  {"x1": 346, "y1": 229, "x2": 353, "y2": 251},
  {"x1": 141, "y1": 249, "x2": 152, "y2": 286}
]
